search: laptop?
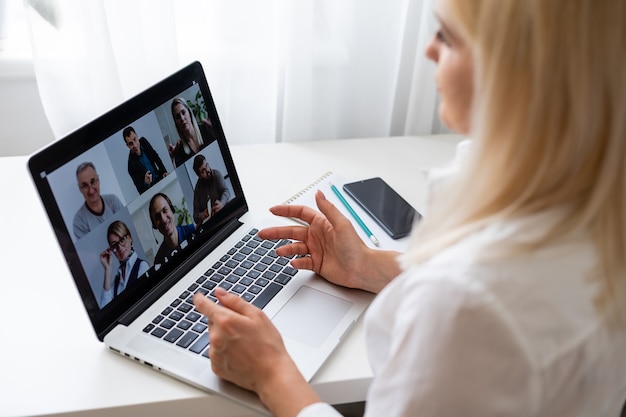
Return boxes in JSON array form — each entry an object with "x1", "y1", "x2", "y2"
[{"x1": 28, "y1": 61, "x2": 373, "y2": 414}]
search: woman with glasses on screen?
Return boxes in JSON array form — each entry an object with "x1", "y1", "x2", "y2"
[{"x1": 99, "y1": 220, "x2": 149, "y2": 308}]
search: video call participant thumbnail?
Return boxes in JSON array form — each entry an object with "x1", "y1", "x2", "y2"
[
  {"x1": 191, "y1": 154, "x2": 230, "y2": 225},
  {"x1": 99, "y1": 220, "x2": 149, "y2": 307},
  {"x1": 149, "y1": 192, "x2": 195, "y2": 265},
  {"x1": 168, "y1": 98, "x2": 217, "y2": 167},
  {"x1": 73, "y1": 162, "x2": 123, "y2": 239},
  {"x1": 123, "y1": 126, "x2": 168, "y2": 194}
]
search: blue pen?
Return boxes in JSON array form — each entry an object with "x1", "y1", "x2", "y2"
[{"x1": 330, "y1": 183, "x2": 380, "y2": 247}]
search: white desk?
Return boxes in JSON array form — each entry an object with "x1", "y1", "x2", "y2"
[{"x1": 0, "y1": 135, "x2": 461, "y2": 417}]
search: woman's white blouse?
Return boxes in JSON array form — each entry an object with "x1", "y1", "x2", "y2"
[
  {"x1": 300, "y1": 208, "x2": 626, "y2": 416},
  {"x1": 298, "y1": 138, "x2": 626, "y2": 416}
]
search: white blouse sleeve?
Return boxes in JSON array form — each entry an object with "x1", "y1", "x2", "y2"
[{"x1": 363, "y1": 277, "x2": 539, "y2": 417}]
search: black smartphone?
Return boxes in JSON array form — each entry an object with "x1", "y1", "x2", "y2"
[{"x1": 343, "y1": 177, "x2": 420, "y2": 239}]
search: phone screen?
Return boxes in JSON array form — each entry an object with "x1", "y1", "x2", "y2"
[{"x1": 343, "y1": 177, "x2": 420, "y2": 239}]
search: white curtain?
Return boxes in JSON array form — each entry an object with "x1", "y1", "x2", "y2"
[{"x1": 26, "y1": 0, "x2": 442, "y2": 144}]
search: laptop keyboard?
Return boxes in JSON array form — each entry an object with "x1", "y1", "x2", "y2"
[{"x1": 141, "y1": 228, "x2": 298, "y2": 357}]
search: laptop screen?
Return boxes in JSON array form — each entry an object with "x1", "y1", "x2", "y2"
[{"x1": 28, "y1": 62, "x2": 248, "y2": 339}]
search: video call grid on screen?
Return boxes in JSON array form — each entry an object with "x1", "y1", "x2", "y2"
[{"x1": 43, "y1": 82, "x2": 237, "y2": 310}]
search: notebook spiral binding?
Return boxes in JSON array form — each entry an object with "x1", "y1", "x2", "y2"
[{"x1": 283, "y1": 171, "x2": 334, "y2": 204}]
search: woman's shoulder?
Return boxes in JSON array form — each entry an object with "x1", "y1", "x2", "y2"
[{"x1": 395, "y1": 218, "x2": 600, "y2": 362}]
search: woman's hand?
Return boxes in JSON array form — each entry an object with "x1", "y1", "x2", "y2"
[
  {"x1": 193, "y1": 289, "x2": 320, "y2": 417},
  {"x1": 258, "y1": 190, "x2": 401, "y2": 293},
  {"x1": 100, "y1": 248, "x2": 114, "y2": 291}
]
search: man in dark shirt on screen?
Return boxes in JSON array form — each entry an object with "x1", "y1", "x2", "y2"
[
  {"x1": 123, "y1": 126, "x2": 168, "y2": 193},
  {"x1": 192, "y1": 154, "x2": 230, "y2": 225}
]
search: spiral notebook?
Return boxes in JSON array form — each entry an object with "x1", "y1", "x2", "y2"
[
  {"x1": 283, "y1": 171, "x2": 338, "y2": 204},
  {"x1": 283, "y1": 171, "x2": 410, "y2": 251}
]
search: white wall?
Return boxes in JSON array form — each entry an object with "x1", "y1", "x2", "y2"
[{"x1": 0, "y1": 64, "x2": 55, "y2": 156}]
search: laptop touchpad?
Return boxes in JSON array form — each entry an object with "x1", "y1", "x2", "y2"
[{"x1": 272, "y1": 286, "x2": 353, "y2": 348}]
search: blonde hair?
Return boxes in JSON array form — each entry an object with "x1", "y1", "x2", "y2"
[
  {"x1": 404, "y1": 0, "x2": 626, "y2": 317},
  {"x1": 107, "y1": 220, "x2": 132, "y2": 243},
  {"x1": 171, "y1": 97, "x2": 204, "y2": 154}
]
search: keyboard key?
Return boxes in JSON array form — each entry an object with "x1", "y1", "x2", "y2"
[
  {"x1": 262, "y1": 271, "x2": 276, "y2": 280},
  {"x1": 161, "y1": 319, "x2": 175, "y2": 329},
  {"x1": 248, "y1": 285, "x2": 262, "y2": 294},
  {"x1": 195, "y1": 287, "x2": 209, "y2": 296},
  {"x1": 186, "y1": 311, "x2": 201, "y2": 322},
  {"x1": 178, "y1": 303, "x2": 193, "y2": 313},
  {"x1": 151, "y1": 327, "x2": 167, "y2": 338},
  {"x1": 176, "y1": 332, "x2": 198, "y2": 348},
  {"x1": 210, "y1": 273, "x2": 225, "y2": 283},
  {"x1": 274, "y1": 273, "x2": 292, "y2": 285},
  {"x1": 261, "y1": 241, "x2": 275, "y2": 249},
  {"x1": 192, "y1": 322, "x2": 207, "y2": 333},
  {"x1": 190, "y1": 332, "x2": 210, "y2": 354},
  {"x1": 218, "y1": 266, "x2": 232, "y2": 275},
  {"x1": 225, "y1": 274, "x2": 239, "y2": 283},
  {"x1": 164, "y1": 328, "x2": 184, "y2": 343},
  {"x1": 246, "y1": 270, "x2": 260, "y2": 279},
  {"x1": 275, "y1": 239, "x2": 291, "y2": 249},
  {"x1": 169, "y1": 311, "x2": 184, "y2": 321},
  {"x1": 177, "y1": 320, "x2": 193, "y2": 331},
  {"x1": 276, "y1": 257, "x2": 289, "y2": 266},
  {"x1": 232, "y1": 284, "x2": 246, "y2": 294},
  {"x1": 241, "y1": 293, "x2": 254, "y2": 302},
  {"x1": 239, "y1": 277, "x2": 253, "y2": 286},
  {"x1": 255, "y1": 277, "x2": 269, "y2": 287},
  {"x1": 143, "y1": 323, "x2": 155, "y2": 333},
  {"x1": 252, "y1": 283, "x2": 283, "y2": 309},
  {"x1": 202, "y1": 281, "x2": 216, "y2": 290},
  {"x1": 161, "y1": 306, "x2": 173, "y2": 315},
  {"x1": 284, "y1": 266, "x2": 298, "y2": 276},
  {"x1": 152, "y1": 315, "x2": 164, "y2": 324}
]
